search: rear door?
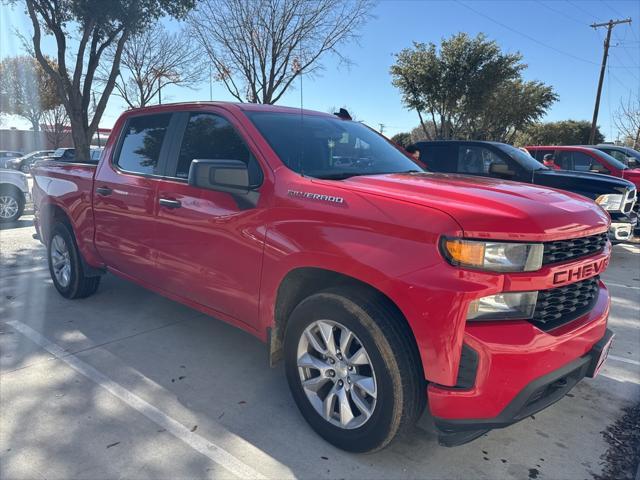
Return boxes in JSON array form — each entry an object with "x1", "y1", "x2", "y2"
[
  {"x1": 93, "y1": 112, "x2": 174, "y2": 285},
  {"x1": 151, "y1": 109, "x2": 267, "y2": 328}
]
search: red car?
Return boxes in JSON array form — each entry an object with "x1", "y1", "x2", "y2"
[
  {"x1": 526, "y1": 145, "x2": 640, "y2": 190},
  {"x1": 33, "y1": 103, "x2": 613, "y2": 452}
]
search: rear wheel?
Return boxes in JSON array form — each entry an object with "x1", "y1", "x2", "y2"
[
  {"x1": 47, "y1": 222, "x2": 101, "y2": 299},
  {"x1": 284, "y1": 286, "x2": 425, "y2": 453},
  {"x1": 0, "y1": 187, "x2": 24, "y2": 223}
]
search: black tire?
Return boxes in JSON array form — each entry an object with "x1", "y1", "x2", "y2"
[
  {"x1": 284, "y1": 286, "x2": 425, "y2": 453},
  {"x1": 0, "y1": 186, "x2": 24, "y2": 223},
  {"x1": 47, "y1": 222, "x2": 101, "y2": 299}
]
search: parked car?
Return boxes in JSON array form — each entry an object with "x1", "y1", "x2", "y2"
[
  {"x1": 0, "y1": 151, "x2": 24, "y2": 168},
  {"x1": 413, "y1": 141, "x2": 637, "y2": 242},
  {"x1": 592, "y1": 144, "x2": 639, "y2": 169},
  {"x1": 33, "y1": 102, "x2": 614, "y2": 452},
  {"x1": 5, "y1": 150, "x2": 54, "y2": 173},
  {"x1": 526, "y1": 145, "x2": 640, "y2": 190},
  {"x1": 39, "y1": 147, "x2": 103, "y2": 165},
  {"x1": 0, "y1": 169, "x2": 30, "y2": 222}
]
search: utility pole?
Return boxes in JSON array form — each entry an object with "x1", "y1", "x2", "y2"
[
  {"x1": 589, "y1": 18, "x2": 632, "y2": 144},
  {"x1": 378, "y1": 123, "x2": 385, "y2": 134}
]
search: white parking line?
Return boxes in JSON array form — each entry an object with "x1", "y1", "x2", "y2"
[
  {"x1": 609, "y1": 355, "x2": 640, "y2": 367},
  {"x1": 7, "y1": 320, "x2": 267, "y2": 480},
  {"x1": 603, "y1": 281, "x2": 640, "y2": 291}
]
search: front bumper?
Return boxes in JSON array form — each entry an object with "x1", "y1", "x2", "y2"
[
  {"x1": 427, "y1": 280, "x2": 610, "y2": 446},
  {"x1": 433, "y1": 328, "x2": 614, "y2": 446},
  {"x1": 610, "y1": 217, "x2": 636, "y2": 241}
]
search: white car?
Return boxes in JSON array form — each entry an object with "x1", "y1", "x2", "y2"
[{"x1": 0, "y1": 169, "x2": 30, "y2": 222}]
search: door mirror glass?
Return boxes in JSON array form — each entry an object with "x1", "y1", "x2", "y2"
[{"x1": 188, "y1": 159, "x2": 251, "y2": 194}]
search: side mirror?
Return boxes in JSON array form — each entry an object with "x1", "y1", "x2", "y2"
[{"x1": 188, "y1": 159, "x2": 251, "y2": 194}]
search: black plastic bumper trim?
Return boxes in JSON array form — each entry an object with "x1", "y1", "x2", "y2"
[{"x1": 434, "y1": 328, "x2": 614, "y2": 447}]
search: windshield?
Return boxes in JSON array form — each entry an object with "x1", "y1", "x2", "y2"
[
  {"x1": 496, "y1": 143, "x2": 548, "y2": 170},
  {"x1": 591, "y1": 149, "x2": 628, "y2": 170},
  {"x1": 246, "y1": 112, "x2": 423, "y2": 179}
]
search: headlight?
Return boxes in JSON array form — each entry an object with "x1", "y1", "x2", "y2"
[
  {"x1": 467, "y1": 291, "x2": 538, "y2": 321},
  {"x1": 595, "y1": 194, "x2": 623, "y2": 211},
  {"x1": 441, "y1": 238, "x2": 543, "y2": 272}
]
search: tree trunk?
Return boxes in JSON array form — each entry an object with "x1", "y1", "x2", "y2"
[{"x1": 69, "y1": 112, "x2": 91, "y2": 162}]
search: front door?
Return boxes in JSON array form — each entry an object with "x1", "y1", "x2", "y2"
[{"x1": 152, "y1": 110, "x2": 267, "y2": 328}]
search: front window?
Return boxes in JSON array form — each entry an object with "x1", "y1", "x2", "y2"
[
  {"x1": 497, "y1": 144, "x2": 548, "y2": 170},
  {"x1": 246, "y1": 112, "x2": 422, "y2": 179},
  {"x1": 592, "y1": 149, "x2": 628, "y2": 170}
]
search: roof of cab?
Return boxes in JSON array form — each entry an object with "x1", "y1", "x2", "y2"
[{"x1": 123, "y1": 101, "x2": 333, "y2": 118}]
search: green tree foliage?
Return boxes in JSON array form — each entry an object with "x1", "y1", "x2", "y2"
[
  {"x1": 390, "y1": 132, "x2": 412, "y2": 147},
  {"x1": 16, "y1": 0, "x2": 196, "y2": 162},
  {"x1": 390, "y1": 33, "x2": 557, "y2": 142},
  {"x1": 515, "y1": 120, "x2": 604, "y2": 146},
  {"x1": 0, "y1": 55, "x2": 60, "y2": 131}
]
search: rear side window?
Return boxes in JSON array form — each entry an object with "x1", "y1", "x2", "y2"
[
  {"x1": 116, "y1": 114, "x2": 171, "y2": 175},
  {"x1": 421, "y1": 145, "x2": 455, "y2": 172},
  {"x1": 174, "y1": 113, "x2": 251, "y2": 179}
]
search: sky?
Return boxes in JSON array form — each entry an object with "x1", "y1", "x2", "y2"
[{"x1": 1, "y1": 0, "x2": 639, "y2": 141}]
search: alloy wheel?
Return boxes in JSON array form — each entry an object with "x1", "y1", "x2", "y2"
[
  {"x1": 0, "y1": 195, "x2": 19, "y2": 220},
  {"x1": 50, "y1": 234, "x2": 71, "y2": 287},
  {"x1": 296, "y1": 319, "x2": 377, "y2": 429}
]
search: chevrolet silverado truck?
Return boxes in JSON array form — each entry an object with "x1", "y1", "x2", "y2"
[
  {"x1": 32, "y1": 103, "x2": 614, "y2": 452},
  {"x1": 413, "y1": 140, "x2": 637, "y2": 242}
]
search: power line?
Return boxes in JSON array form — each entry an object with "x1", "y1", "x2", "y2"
[
  {"x1": 534, "y1": 0, "x2": 585, "y2": 26},
  {"x1": 455, "y1": 0, "x2": 600, "y2": 65}
]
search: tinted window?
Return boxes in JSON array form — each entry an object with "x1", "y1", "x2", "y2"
[
  {"x1": 590, "y1": 149, "x2": 626, "y2": 170},
  {"x1": 456, "y1": 146, "x2": 506, "y2": 175},
  {"x1": 529, "y1": 149, "x2": 554, "y2": 162},
  {"x1": 116, "y1": 114, "x2": 171, "y2": 175},
  {"x1": 571, "y1": 152, "x2": 594, "y2": 171},
  {"x1": 175, "y1": 113, "x2": 251, "y2": 179},
  {"x1": 247, "y1": 112, "x2": 421, "y2": 179},
  {"x1": 421, "y1": 144, "x2": 455, "y2": 172}
]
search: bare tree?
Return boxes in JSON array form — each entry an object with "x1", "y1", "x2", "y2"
[
  {"x1": 41, "y1": 105, "x2": 70, "y2": 149},
  {"x1": 14, "y1": 0, "x2": 196, "y2": 162},
  {"x1": 614, "y1": 96, "x2": 640, "y2": 149},
  {"x1": 188, "y1": 0, "x2": 375, "y2": 104},
  {"x1": 0, "y1": 56, "x2": 60, "y2": 131},
  {"x1": 105, "y1": 23, "x2": 203, "y2": 108}
]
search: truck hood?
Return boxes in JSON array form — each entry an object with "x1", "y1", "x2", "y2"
[
  {"x1": 534, "y1": 168, "x2": 631, "y2": 192},
  {"x1": 336, "y1": 173, "x2": 610, "y2": 241}
]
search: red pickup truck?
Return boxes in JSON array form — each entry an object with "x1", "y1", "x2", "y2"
[{"x1": 32, "y1": 102, "x2": 614, "y2": 452}]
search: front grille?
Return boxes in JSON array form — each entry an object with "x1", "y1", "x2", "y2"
[
  {"x1": 531, "y1": 276, "x2": 600, "y2": 331},
  {"x1": 542, "y1": 233, "x2": 608, "y2": 265}
]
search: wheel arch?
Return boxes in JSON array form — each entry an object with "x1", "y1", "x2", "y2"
[{"x1": 269, "y1": 267, "x2": 423, "y2": 378}]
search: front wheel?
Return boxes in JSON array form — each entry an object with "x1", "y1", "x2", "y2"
[
  {"x1": 47, "y1": 222, "x2": 101, "y2": 299},
  {"x1": 284, "y1": 287, "x2": 425, "y2": 453}
]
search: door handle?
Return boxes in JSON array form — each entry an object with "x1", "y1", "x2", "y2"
[
  {"x1": 159, "y1": 198, "x2": 182, "y2": 209},
  {"x1": 96, "y1": 186, "x2": 112, "y2": 196}
]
